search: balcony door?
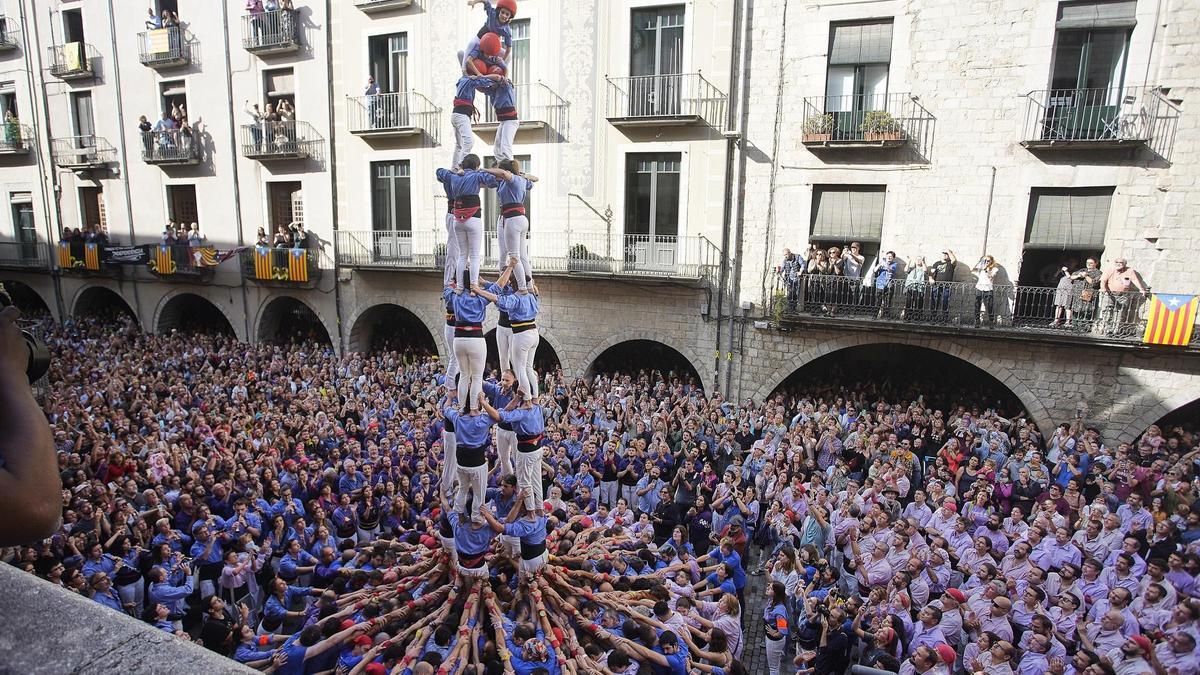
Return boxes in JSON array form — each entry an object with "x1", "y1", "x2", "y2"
[
  {"x1": 629, "y1": 6, "x2": 684, "y2": 116},
  {"x1": 268, "y1": 182, "x2": 302, "y2": 239},
  {"x1": 370, "y1": 160, "x2": 412, "y2": 259},
  {"x1": 624, "y1": 154, "x2": 680, "y2": 269},
  {"x1": 825, "y1": 21, "x2": 893, "y2": 140},
  {"x1": 63, "y1": 8, "x2": 85, "y2": 43},
  {"x1": 79, "y1": 187, "x2": 105, "y2": 232},
  {"x1": 12, "y1": 197, "x2": 36, "y2": 261},
  {"x1": 1045, "y1": 2, "x2": 1135, "y2": 139},
  {"x1": 71, "y1": 91, "x2": 94, "y2": 149},
  {"x1": 369, "y1": 33, "x2": 408, "y2": 126}
]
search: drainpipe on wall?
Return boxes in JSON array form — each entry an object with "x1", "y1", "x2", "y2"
[
  {"x1": 220, "y1": 0, "x2": 253, "y2": 343},
  {"x1": 323, "y1": 0, "x2": 346, "y2": 353},
  {"x1": 725, "y1": 0, "x2": 754, "y2": 401},
  {"x1": 104, "y1": 0, "x2": 143, "y2": 320},
  {"x1": 715, "y1": 0, "x2": 747, "y2": 393}
]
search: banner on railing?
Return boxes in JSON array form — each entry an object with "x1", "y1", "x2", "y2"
[
  {"x1": 147, "y1": 29, "x2": 171, "y2": 53},
  {"x1": 64, "y1": 42, "x2": 83, "y2": 70},
  {"x1": 101, "y1": 246, "x2": 149, "y2": 265},
  {"x1": 84, "y1": 243, "x2": 100, "y2": 271},
  {"x1": 193, "y1": 247, "x2": 218, "y2": 268},
  {"x1": 150, "y1": 245, "x2": 177, "y2": 275},
  {"x1": 56, "y1": 242, "x2": 73, "y2": 269},
  {"x1": 1143, "y1": 294, "x2": 1198, "y2": 346},
  {"x1": 288, "y1": 248, "x2": 308, "y2": 282},
  {"x1": 253, "y1": 246, "x2": 272, "y2": 280}
]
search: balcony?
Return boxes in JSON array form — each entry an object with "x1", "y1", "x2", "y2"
[
  {"x1": 0, "y1": 125, "x2": 33, "y2": 154},
  {"x1": 767, "y1": 276, "x2": 1196, "y2": 348},
  {"x1": 137, "y1": 26, "x2": 189, "y2": 68},
  {"x1": 148, "y1": 243, "x2": 215, "y2": 280},
  {"x1": 346, "y1": 91, "x2": 440, "y2": 140},
  {"x1": 335, "y1": 229, "x2": 721, "y2": 283},
  {"x1": 1021, "y1": 86, "x2": 1180, "y2": 160},
  {"x1": 241, "y1": 9, "x2": 299, "y2": 55},
  {"x1": 605, "y1": 73, "x2": 726, "y2": 130},
  {"x1": 355, "y1": 0, "x2": 415, "y2": 12},
  {"x1": 47, "y1": 42, "x2": 99, "y2": 80},
  {"x1": 55, "y1": 241, "x2": 110, "y2": 275},
  {"x1": 240, "y1": 246, "x2": 321, "y2": 288},
  {"x1": 240, "y1": 121, "x2": 321, "y2": 160},
  {"x1": 0, "y1": 21, "x2": 20, "y2": 52},
  {"x1": 140, "y1": 130, "x2": 200, "y2": 165},
  {"x1": 801, "y1": 93, "x2": 934, "y2": 151},
  {"x1": 0, "y1": 242, "x2": 50, "y2": 271},
  {"x1": 476, "y1": 82, "x2": 569, "y2": 133},
  {"x1": 51, "y1": 136, "x2": 117, "y2": 169}
]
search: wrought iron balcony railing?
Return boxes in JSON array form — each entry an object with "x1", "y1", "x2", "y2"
[
  {"x1": 605, "y1": 73, "x2": 726, "y2": 130},
  {"x1": 0, "y1": 20, "x2": 20, "y2": 51},
  {"x1": 478, "y1": 82, "x2": 569, "y2": 132},
  {"x1": 1021, "y1": 86, "x2": 1180, "y2": 160},
  {"x1": 240, "y1": 246, "x2": 321, "y2": 287},
  {"x1": 241, "y1": 9, "x2": 299, "y2": 54},
  {"x1": 346, "y1": 91, "x2": 440, "y2": 140},
  {"x1": 137, "y1": 26, "x2": 189, "y2": 67},
  {"x1": 240, "y1": 121, "x2": 321, "y2": 160},
  {"x1": 48, "y1": 42, "x2": 99, "y2": 79},
  {"x1": 800, "y1": 92, "x2": 934, "y2": 153},
  {"x1": 51, "y1": 136, "x2": 117, "y2": 169},
  {"x1": 140, "y1": 130, "x2": 200, "y2": 165},
  {"x1": 767, "y1": 275, "x2": 1193, "y2": 346},
  {"x1": 0, "y1": 241, "x2": 50, "y2": 270},
  {"x1": 0, "y1": 124, "x2": 32, "y2": 154}
]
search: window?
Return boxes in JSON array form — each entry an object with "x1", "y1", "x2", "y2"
[
  {"x1": 810, "y1": 185, "x2": 886, "y2": 252},
  {"x1": 629, "y1": 6, "x2": 684, "y2": 115},
  {"x1": 1050, "y1": 2, "x2": 1134, "y2": 95},
  {"x1": 825, "y1": 20, "x2": 893, "y2": 138},
  {"x1": 370, "y1": 160, "x2": 411, "y2": 232},
  {"x1": 368, "y1": 33, "x2": 408, "y2": 94},
  {"x1": 510, "y1": 20, "x2": 530, "y2": 84},
  {"x1": 11, "y1": 193, "x2": 36, "y2": 260},
  {"x1": 79, "y1": 187, "x2": 106, "y2": 233},
  {"x1": 159, "y1": 80, "x2": 186, "y2": 118},
  {"x1": 625, "y1": 153, "x2": 680, "y2": 239},
  {"x1": 63, "y1": 8, "x2": 84, "y2": 43},
  {"x1": 482, "y1": 155, "x2": 531, "y2": 261},
  {"x1": 264, "y1": 68, "x2": 294, "y2": 112},
  {"x1": 70, "y1": 91, "x2": 94, "y2": 139},
  {"x1": 0, "y1": 82, "x2": 17, "y2": 120},
  {"x1": 156, "y1": 0, "x2": 179, "y2": 14},
  {"x1": 166, "y1": 185, "x2": 197, "y2": 225},
  {"x1": 268, "y1": 181, "x2": 302, "y2": 234},
  {"x1": 1019, "y1": 187, "x2": 1111, "y2": 285}
]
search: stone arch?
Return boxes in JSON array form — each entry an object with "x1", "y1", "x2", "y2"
[
  {"x1": 582, "y1": 333, "x2": 707, "y2": 391},
  {"x1": 255, "y1": 295, "x2": 334, "y2": 347},
  {"x1": 347, "y1": 303, "x2": 439, "y2": 355},
  {"x1": 483, "y1": 328, "x2": 566, "y2": 375},
  {"x1": 750, "y1": 333, "x2": 1055, "y2": 435},
  {"x1": 535, "y1": 326, "x2": 571, "y2": 376},
  {"x1": 345, "y1": 301, "x2": 445, "y2": 359},
  {"x1": 152, "y1": 290, "x2": 241, "y2": 340},
  {"x1": 0, "y1": 279, "x2": 52, "y2": 316},
  {"x1": 1116, "y1": 391, "x2": 1200, "y2": 444},
  {"x1": 71, "y1": 285, "x2": 139, "y2": 328}
]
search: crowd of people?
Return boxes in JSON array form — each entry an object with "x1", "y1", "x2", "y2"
[{"x1": 0, "y1": 299, "x2": 1196, "y2": 675}]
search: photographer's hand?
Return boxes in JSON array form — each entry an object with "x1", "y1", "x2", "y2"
[{"x1": 0, "y1": 306, "x2": 62, "y2": 544}]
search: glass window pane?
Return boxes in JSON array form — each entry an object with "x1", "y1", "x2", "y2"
[
  {"x1": 1051, "y1": 31, "x2": 1086, "y2": 90},
  {"x1": 653, "y1": 172, "x2": 680, "y2": 237},
  {"x1": 1083, "y1": 30, "x2": 1127, "y2": 91},
  {"x1": 825, "y1": 66, "x2": 856, "y2": 111}
]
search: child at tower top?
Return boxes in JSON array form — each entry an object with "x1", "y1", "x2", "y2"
[{"x1": 460, "y1": 0, "x2": 517, "y2": 72}]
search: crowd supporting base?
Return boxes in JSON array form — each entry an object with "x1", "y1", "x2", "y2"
[{"x1": 2, "y1": 308, "x2": 1199, "y2": 675}]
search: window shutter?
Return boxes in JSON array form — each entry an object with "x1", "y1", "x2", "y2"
[
  {"x1": 1056, "y1": 1, "x2": 1137, "y2": 29},
  {"x1": 811, "y1": 186, "x2": 886, "y2": 241},
  {"x1": 829, "y1": 21, "x2": 893, "y2": 65},
  {"x1": 265, "y1": 69, "x2": 295, "y2": 97},
  {"x1": 1025, "y1": 188, "x2": 1113, "y2": 249}
]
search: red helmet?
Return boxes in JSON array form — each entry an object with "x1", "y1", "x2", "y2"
[
  {"x1": 478, "y1": 32, "x2": 502, "y2": 57},
  {"x1": 471, "y1": 58, "x2": 490, "y2": 76},
  {"x1": 496, "y1": 0, "x2": 517, "y2": 19}
]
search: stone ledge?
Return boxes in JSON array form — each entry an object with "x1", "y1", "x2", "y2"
[{"x1": 0, "y1": 563, "x2": 256, "y2": 674}]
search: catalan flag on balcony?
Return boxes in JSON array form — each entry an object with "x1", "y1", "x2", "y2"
[
  {"x1": 152, "y1": 244, "x2": 176, "y2": 275},
  {"x1": 57, "y1": 242, "x2": 74, "y2": 268},
  {"x1": 1143, "y1": 294, "x2": 1199, "y2": 346},
  {"x1": 193, "y1": 247, "x2": 218, "y2": 267},
  {"x1": 83, "y1": 243, "x2": 100, "y2": 270},
  {"x1": 253, "y1": 246, "x2": 272, "y2": 280},
  {"x1": 288, "y1": 248, "x2": 308, "y2": 282}
]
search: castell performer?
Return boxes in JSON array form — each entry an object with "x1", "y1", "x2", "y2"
[
  {"x1": 483, "y1": 370, "x2": 518, "y2": 479},
  {"x1": 479, "y1": 376, "x2": 545, "y2": 514},
  {"x1": 494, "y1": 159, "x2": 537, "y2": 293},
  {"x1": 461, "y1": 0, "x2": 517, "y2": 71},
  {"x1": 475, "y1": 260, "x2": 539, "y2": 400},
  {"x1": 441, "y1": 390, "x2": 496, "y2": 526},
  {"x1": 449, "y1": 72, "x2": 503, "y2": 172},
  {"x1": 481, "y1": 488, "x2": 548, "y2": 576},
  {"x1": 437, "y1": 156, "x2": 500, "y2": 291},
  {"x1": 443, "y1": 278, "x2": 488, "y2": 413}
]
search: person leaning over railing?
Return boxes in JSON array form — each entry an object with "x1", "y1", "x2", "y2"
[
  {"x1": 1099, "y1": 257, "x2": 1149, "y2": 337},
  {"x1": 903, "y1": 256, "x2": 931, "y2": 320}
]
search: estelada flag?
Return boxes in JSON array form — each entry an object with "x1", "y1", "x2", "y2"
[
  {"x1": 84, "y1": 243, "x2": 100, "y2": 270},
  {"x1": 288, "y1": 248, "x2": 308, "y2": 282},
  {"x1": 254, "y1": 246, "x2": 272, "y2": 280},
  {"x1": 57, "y1": 242, "x2": 73, "y2": 268},
  {"x1": 1142, "y1": 293, "x2": 1199, "y2": 346},
  {"x1": 154, "y1": 244, "x2": 175, "y2": 275}
]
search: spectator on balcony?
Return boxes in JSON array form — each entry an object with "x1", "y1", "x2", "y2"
[
  {"x1": 244, "y1": 101, "x2": 266, "y2": 152},
  {"x1": 137, "y1": 115, "x2": 153, "y2": 156},
  {"x1": 1100, "y1": 258, "x2": 1149, "y2": 337},
  {"x1": 842, "y1": 242, "x2": 866, "y2": 311},
  {"x1": 255, "y1": 227, "x2": 269, "y2": 247},
  {"x1": 805, "y1": 246, "x2": 833, "y2": 314},
  {"x1": 973, "y1": 255, "x2": 999, "y2": 326},
  {"x1": 904, "y1": 256, "x2": 931, "y2": 320},
  {"x1": 1071, "y1": 258, "x2": 1102, "y2": 328},
  {"x1": 85, "y1": 225, "x2": 108, "y2": 247},
  {"x1": 872, "y1": 251, "x2": 899, "y2": 318},
  {"x1": 153, "y1": 111, "x2": 177, "y2": 156},
  {"x1": 930, "y1": 249, "x2": 958, "y2": 321},
  {"x1": 160, "y1": 8, "x2": 180, "y2": 29},
  {"x1": 187, "y1": 225, "x2": 204, "y2": 248},
  {"x1": 292, "y1": 222, "x2": 308, "y2": 250},
  {"x1": 1052, "y1": 264, "x2": 1075, "y2": 328},
  {"x1": 779, "y1": 249, "x2": 803, "y2": 313},
  {"x1": 146, "y1": 7, "x2": 162, "y2": 29},
  {"x1": 273, "y1": 226, "x2": 292, "y2": 249},
  {"x1": 277, "y1": 100, "x2": 296, "y2": 153}
]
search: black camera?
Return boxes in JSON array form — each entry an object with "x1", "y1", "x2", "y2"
[{"x1": 0, "y1": 283, "x2": 51, "y2": 382}]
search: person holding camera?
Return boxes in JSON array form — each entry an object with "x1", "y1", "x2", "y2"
[{"x1": 0, "y1": 299, "x2": 59, "y2": 545}]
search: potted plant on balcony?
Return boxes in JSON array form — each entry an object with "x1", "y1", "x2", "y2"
[
  {"x1": 568, "y1": 243, "x2": 607, "y2": 273},
  {"x1": 802, "y1": 113, "x2": 834, "y2": 142},
  {"x1": 860, "y1": 110, "x2": 904, "y2": 142},
  {"x1": 434, "y1": 242, "x2": 447, "y2": 270}
]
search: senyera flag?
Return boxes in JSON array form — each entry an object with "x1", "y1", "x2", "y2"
[{"x1": 1142, "y1": 293, "x2": 1199, "y2": 346}]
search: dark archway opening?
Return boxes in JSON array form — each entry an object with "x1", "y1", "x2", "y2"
[
  {"x1": 158, "y1": 293, "x2": 235, "y2": 337},
  {"x1": 769, "y1": 343, "x2": 1027, "y2": 421},
  {"x1": 259, "y1": 297, "x2": 331, "y2": 346},
  {"x1": 482, "y1": 329, "x2": 563, "y2": 379},
  {"x1": 349, "y1": 304, "x2": 437, "y2": 356},
  {"x1": 74, "y1": 287, "x2": 137, "y2": 325},
  {"x1": 1145, "y1": 398, "x2": 1200, "y2": 449},
  {"x1": 586, "y1": 340, "x2": 703, "y2": 392},
  {"x1": 0, "y1": 280, "x2": 51, "y2": 317}
]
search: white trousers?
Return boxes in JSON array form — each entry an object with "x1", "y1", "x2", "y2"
[
  {"x1": 519, "y1": 552, "x2": 548, "y2": 576},
  {"x1": 443, "y1": 322, "x2": 460, "y2": 387},
  {"x1": 499, "y1": 534, "x2": 521, "y2": 557},
  {"x1": 451, "y1": 113, "x2": 474, "y2": 171},
  {"x1": 117, "y1": 581, "x2": 143, "y2": 616},
  {"x1": 443, "y1": 213, "x2": 461, "y2": 287},
  {"x1": 454, "y1": 216, "x2": 483, "y2": 289},
  {"x1": 510, "y1": 327, "x2": 539, "y2": 398},
  {"x1": 455, "y1": 336, "x2": 486, "y2": 410},
  {"x1": 494, "y1": 119, "x2": 518, "y2": 161},
  {"x1": 458, "y1": 559, "x2": 490, "y2": 579},
  {"x1": 440, "y1": 429, "x2": 458, "y2": 498},
  {"x1": 598, "y1": 480, "x2": 618, "y2": 507},
  {"x1": 496, "y1": 428, "x2": 516, "y2": 478},
  {"x1": 439, "y1": 534, "x2": 458, "y2": 567},
  {"x1": 502, "y1": 215, "x2": 531, "y2": 290},
  {"x1": 496, "y1": 325, "x2": 513, "y2": 374},
  {"x1": 515, "y1": 447, "x2": 544, "y2": 511},
  {"x1": 454, "y1": 462, "x2": 489, "y2": 523},
  {"x1": 495, "y1": 216, "x2": 508, "y2": 274},
  {"x1": 766, "y1": 636, "x2": 785, "y2": 675}
]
